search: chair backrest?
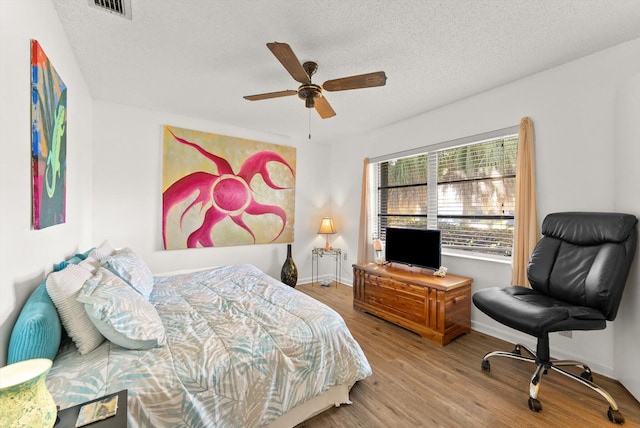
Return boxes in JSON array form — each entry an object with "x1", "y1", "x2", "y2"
[{"x1": 527, "y1": 212, "x2": 637, "y2": 321}]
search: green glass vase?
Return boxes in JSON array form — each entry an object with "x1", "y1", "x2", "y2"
[
  {"x1": 280, "y1": 244, "x2": 298, "y2": 288},
  {"x1": 0, "y1": 358, "x2": 57, "y2": 428}
]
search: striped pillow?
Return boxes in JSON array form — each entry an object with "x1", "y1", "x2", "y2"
[{"x1": 46, "y1": 262, "x2": 105, "y2": 355}]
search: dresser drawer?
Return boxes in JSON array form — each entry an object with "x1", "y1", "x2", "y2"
[
  {"x1": 364, "y1": 281, "x2": 426, "y2": 324},
  {"x1": 366, "y1": 273, "x2": 426, "y2": 298}
]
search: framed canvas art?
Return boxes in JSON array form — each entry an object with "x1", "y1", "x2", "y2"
[
  {"x1": 162, "y1": 126, "x2": 296, "y2": 249},
  {"x1": 31, "y1": 40, "x2": 67, "y2": 229}
]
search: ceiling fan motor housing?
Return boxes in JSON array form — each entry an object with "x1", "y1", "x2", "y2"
[
  {"x1": 298, "y1": 61, "x2": 320, "y2": 108},
  {"x1": 298, "y1": 84, "x2": 322, "y2": 108}
]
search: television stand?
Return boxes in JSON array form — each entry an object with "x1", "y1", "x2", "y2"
[{"x1": 352, "y1": 263, "x2": 472, "y2": 345}]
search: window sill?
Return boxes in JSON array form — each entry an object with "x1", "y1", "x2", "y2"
[{"x1": 442, "y1": 249, "x2": 512, "y2": 265}]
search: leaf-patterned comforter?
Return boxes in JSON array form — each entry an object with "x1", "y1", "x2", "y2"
[{"x1": 46, "y1": 264, "x2": 372, "y2": 427}]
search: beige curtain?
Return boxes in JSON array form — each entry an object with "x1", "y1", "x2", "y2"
[
  {"x1": 511, "y1": 117, "x2": 539, "y2": 286},
  {"x1": 357, "y1": 158, "x2": 371, "y2": 264}
]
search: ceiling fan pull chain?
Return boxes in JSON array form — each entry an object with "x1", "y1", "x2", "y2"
[{"x1": 308, "y1": 109, "x2": 312, "y2": 140}]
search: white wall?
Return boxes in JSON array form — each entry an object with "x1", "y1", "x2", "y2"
[
  {"x1": 90, "y1": 100, "x2": 332, "y2": 281},
  {"x1": 329, "y1": 37, "x2": 640, "y2": 378},
  {"x1": 613, "y1": 72, "x2": 640, "y2": 397},
  {"x1": 0, "y1": 0, "x2": 94, "y2": 366},
  {"x1": 2, "y1": 0, "x2": 639, "y2": 390}
]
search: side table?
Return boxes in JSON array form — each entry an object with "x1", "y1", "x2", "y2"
[
  {"x1": 55, "y1": 389, "x2": 127, "y2": 428},
  {"x1": 312, "y1": 247, "x2": 342, "y2": 287}
]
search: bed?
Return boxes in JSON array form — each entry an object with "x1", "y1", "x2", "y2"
[{"x1": 8, "y1": 247, "x2": 371, "y2": 428}]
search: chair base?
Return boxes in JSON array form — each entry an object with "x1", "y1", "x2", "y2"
[{"x1": 481, "y1": 344, "x2": 624, "y2": 424}]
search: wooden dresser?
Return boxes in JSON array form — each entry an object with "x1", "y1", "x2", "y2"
[{"x1": 352, "y1": 263, "x2": 472, "y2": 346}]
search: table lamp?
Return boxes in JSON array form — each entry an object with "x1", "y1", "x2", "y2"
[
  {"x1": 373, "y1": 238, "x2": 384, "y2": 264},
  {"x1": 0, "y1": 358, "x2": 57, "y2": 427},
  {"x1": 318, "y1": 217, "x2": 336, "y2": 250}
]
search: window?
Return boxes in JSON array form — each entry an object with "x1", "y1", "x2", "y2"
[{"x1": 374, "y1": 131, "x2": 518, "y2": 257}]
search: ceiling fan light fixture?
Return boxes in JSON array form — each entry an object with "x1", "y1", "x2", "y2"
[{"x1": 305, "y1": 97, "x2": 315, "y2": 108}]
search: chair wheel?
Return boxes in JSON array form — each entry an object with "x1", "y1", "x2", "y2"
[
  {"x1": 580, "y1": 371, "x2": 593, "y2": 382},
  {"x1": 607, "y1": 407, "x2": 624, "y2": 424},
  {"x1": 528, "y1": 398, "x2": 542, "y2": 412},
  {"x1": 481, "y1": 360, "x2": 490, "y2": 372}
]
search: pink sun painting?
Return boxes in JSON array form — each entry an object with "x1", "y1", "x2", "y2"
[{"x1": 162, "y1": 126, "x2": 296, "y2": 250}]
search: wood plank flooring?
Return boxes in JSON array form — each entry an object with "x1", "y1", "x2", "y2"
[{"x1": 295, "y1": 282, "x2": 640, "y2": 428}]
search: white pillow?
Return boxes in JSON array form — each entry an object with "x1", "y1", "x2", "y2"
[
  {"x1": 88, "y1": 240, "x2": 115, "y2": 261},
  {"x1": 79, "y1": 256, "x2": 100, "y2": 274},
  {"x1": 46, "y1": 264, "x2": 105, "y2": 355},
  {"x1": 102, "y1": 248, "x2": 154, "y2": 300},
  {"x1": 78, "y1": 267, "x2": 165, "y2": 350}
]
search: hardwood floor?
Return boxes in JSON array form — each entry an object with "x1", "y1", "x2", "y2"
[{"x1": 295, "y1": 282, "x2": 640, "y2": 428}]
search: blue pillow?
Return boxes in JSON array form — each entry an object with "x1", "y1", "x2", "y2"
[{"x1": 7, "y1": 281, "x2": 62, "y2": 364}]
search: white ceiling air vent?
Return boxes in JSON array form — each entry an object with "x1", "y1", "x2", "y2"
[{"x1": 87, "y1": 0, "x2": 132, "y2": 20}]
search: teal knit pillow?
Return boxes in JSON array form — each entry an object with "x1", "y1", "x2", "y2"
[{"x1": 7, "y1": 281, "x2": 62, "y2": 364}]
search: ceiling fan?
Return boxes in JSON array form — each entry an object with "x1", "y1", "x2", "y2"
[{"x1": 244, "y1": 42, "x2": 387, "y2": 119}]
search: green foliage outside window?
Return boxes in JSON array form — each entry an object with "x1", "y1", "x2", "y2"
[{"x1": 377, "y1": 136, "x2": 517, "y2": 256}]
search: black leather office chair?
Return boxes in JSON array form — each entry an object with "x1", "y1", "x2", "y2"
[{"x1": 473, "y1": 212, "x2": 637, "y2": 424}]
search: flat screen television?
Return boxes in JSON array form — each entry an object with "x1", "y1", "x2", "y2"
[{"x1": 385, "y1": 227, "x2": 441, "y2": 270}]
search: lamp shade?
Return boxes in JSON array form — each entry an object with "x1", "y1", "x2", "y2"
[
  {"x1": 373, "y1": 238, "x2": 384, "y2": 264},
  {"x1": 0, "y1": 358, "x2": 57, "y2": 427},
  {"x1": 318, "y1": 217, "x2": 336, "y2": 235}
]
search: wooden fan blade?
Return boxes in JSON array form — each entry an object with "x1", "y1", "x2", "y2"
[
  {"x1": 243, "y1": 90, "x2": 297, "y2": 101},
  {"x1": 267, "y1": 42, "x2": 310, "y2": 84},
  {"x1": 314, "y1": 94, "x2": 336, "y2": 119},
  {"x1": 323, "y1": 71, "x2": 387, "y2": 92}
]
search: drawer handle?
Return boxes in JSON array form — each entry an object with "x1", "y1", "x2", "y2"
[{"x1": 453, "y1": 296, "x2": 467, "y2": 304}]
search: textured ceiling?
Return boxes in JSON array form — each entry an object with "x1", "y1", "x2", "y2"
[{"x1": 52, "y1": 0, "x2": 640, "y2": 144}]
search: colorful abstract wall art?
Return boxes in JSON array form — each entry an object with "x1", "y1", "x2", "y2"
[
  {"x1": 162, "y1": 126, "x2": 296, "y2": 249},
  {"x1": 31, "y1": 40, "x2": 67, "y2": 229}
]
